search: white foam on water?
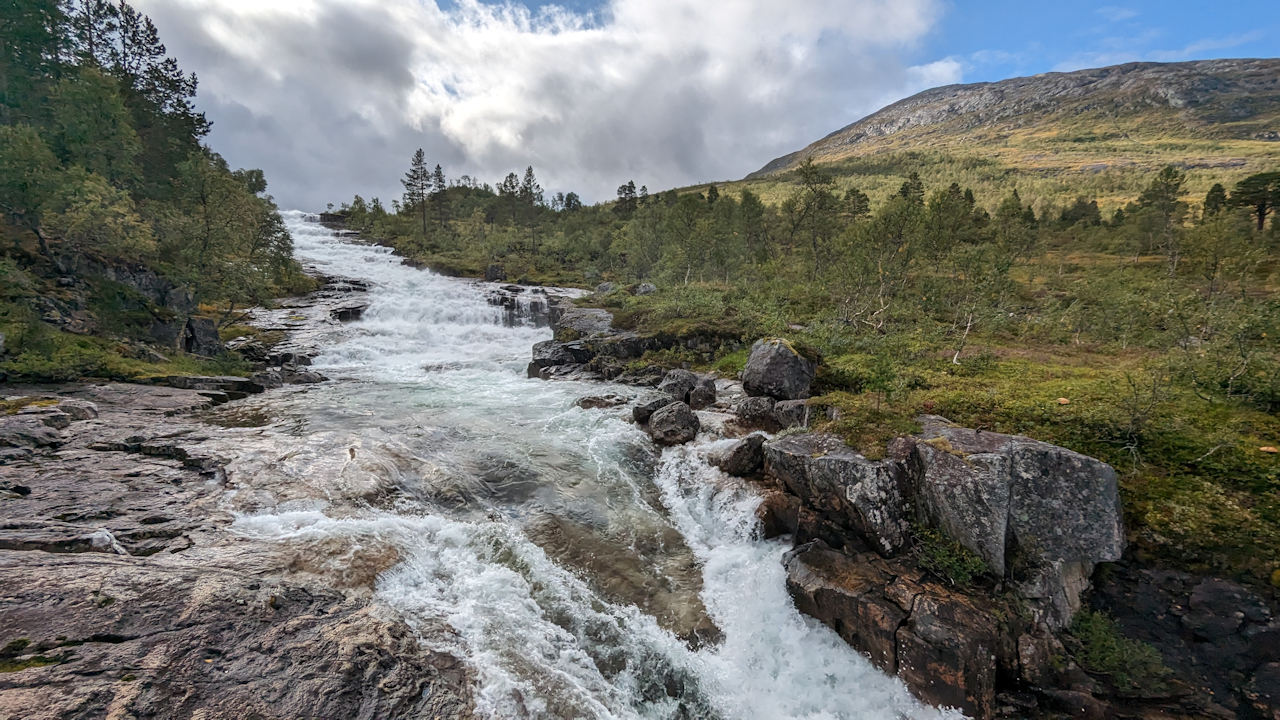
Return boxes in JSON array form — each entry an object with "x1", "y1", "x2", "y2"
[{"x1": 233, "y1": 212, "x2": 964, "y2": 719}]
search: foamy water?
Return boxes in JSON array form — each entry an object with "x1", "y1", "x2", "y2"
[{"x1": 223, "y1": 211, "x2": 961, "y2": 719}]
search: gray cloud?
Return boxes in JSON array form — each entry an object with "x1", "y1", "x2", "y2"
[{"x1": 135, "y1": 0, "x2": 955, "y2": 210}]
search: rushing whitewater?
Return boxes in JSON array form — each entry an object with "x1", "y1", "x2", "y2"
[{"x1": 221, "y1": 212, "x2": 958, "y2": 719}]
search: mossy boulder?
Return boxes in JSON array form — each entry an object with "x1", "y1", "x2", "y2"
[{"x1": 742, "y1": 338, "x2": 815, "y2": 401}]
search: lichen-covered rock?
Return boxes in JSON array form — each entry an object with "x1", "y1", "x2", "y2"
[
  {"x1": 648, "y1": 401, "x2": 700, "y2": 445},
  {"x1": 634, "y1": 282, "x2": 657, "y2": 296},
  {"x1": 733, "y1": 396, "x2": 779, "y2": 432},
  {"x1": 764, "y1": 433, "x2": 910, "y2": 556},
  {"x1": 712, "y1": 434, "x2": 765, "y2": 477},
  {"x1": 552, "y1": 307, "x2": 613, "y2": 341},
  {"x1": 908, "y1": 415, "x2": 1124, "y2": 628},
  {"x1": 742, "y1": 338, "x2": 815, "y2": 400}
]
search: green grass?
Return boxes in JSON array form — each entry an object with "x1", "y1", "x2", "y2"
[{"x1": 0, "y1": 320, "x2": 251, "y2": 382}]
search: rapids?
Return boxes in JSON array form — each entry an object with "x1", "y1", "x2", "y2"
[{"x1": 219, "y1": 211, "x2": 961, "y2": 719}]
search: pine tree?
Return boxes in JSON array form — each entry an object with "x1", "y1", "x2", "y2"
[
  {"x1": 519, "y1": 166, "x2": 543, "y2": 207},
  {"x1": 429, "y1": 163, "x2": 448, "y2": 228},
  {"x1": 1229, "y1": 172, "x2": 1280, "y2": 231},
  {"x1": 898, "y1": 172, "x2": 925, "y2": 205},
  {"x1": 1203, "y1": 183, "x2": 1227, "y2": 218},
  {"x1": 614, "y1": 180, "x2": 637, "y2": 217},
  {"x1": 401, "y1": 148, "x2": 429, "y2": 235}
]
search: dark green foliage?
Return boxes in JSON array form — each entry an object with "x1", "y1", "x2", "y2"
[
  {"x1": 1067, "y1": 609, "x2": 1172, "y2": 694},
  {"x1": 0, "y1": 0, "x2": 306, "y2": 379},
  {"x1": 912, "y1": 527, "x2": 991, "y2": 588},
  {"x1": 1230, "y1": 171, "x2": 1280, "y2": 231}
]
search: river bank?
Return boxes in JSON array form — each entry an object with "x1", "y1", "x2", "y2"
[{"x1": 2, "y1": 213, "x2": 959, "y2": 719}]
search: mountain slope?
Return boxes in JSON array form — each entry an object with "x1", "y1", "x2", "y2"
[{"x1": 750, "y1": 59, "x2": 1280, "y2": 180}]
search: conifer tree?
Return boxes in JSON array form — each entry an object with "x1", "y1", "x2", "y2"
[{"x1": 401, "y1": 148, "x2": 429, "y2": 235}]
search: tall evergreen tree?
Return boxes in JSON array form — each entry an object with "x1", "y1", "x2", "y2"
[{"x1": 401, "y1": 148, "x2": 429, "y2": 235}]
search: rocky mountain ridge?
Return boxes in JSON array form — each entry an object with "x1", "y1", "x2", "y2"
[{"x1": 751, "y1": 58, "x2": 1280, "y2": 177}]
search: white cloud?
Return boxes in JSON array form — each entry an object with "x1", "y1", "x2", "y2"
[
  {"x1": 1096, "y1": 6, "x2": 1139, "y2": 23},
  {"x1": 1052, "y1": 29, "x2": 1263, "y2": 72},
  {"x1": 135, "y1": 0, "x2": 948, "y2": 208}
]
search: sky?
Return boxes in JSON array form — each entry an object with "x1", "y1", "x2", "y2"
[{"x1": 133, "y1": 0, "x2": 1279, "y2": 210}]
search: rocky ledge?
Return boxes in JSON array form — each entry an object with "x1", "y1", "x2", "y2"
[
  {"x1": 525, "y1": 295, "x2": 743, "y2": 384},
  {"x1": 556, "y1": 332, "x2": 1278, "y2": 719},
  {"x1": 0, "y1": 279, "x2": 474, "y2": 719}
]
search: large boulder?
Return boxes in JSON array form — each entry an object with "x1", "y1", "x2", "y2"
[
  {"x1": 182, "y1": 317, "x2": 224, "y2": 357},
  {"x1": 908, "y1": 415, "x2": 1125, "y2": 628},
  {"x1": 552, "y1": 307, "x2": 613, "y2": 341},
  {"x1": 530, "y1": 340, "x2": 592, "y2": 368},
  {"x1": 764, "y1": 433, "x2": 911, "y2": 556},
  {"x1": 647, "y1": 402, "x2": 700, "y2": 445},
  {"x1": 742, "y1": 338, "x2": 815, "y2": 400},
  {"x1": 657, "y1": 369, "x2": 699, "y2": 402},
  {"x1": 633, "y1": 395, "x2": 677, "y2": 424}
]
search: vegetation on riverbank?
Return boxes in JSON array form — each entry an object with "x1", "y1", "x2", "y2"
[
  {"x1": 339, "y1": 150, "x2": 1279, "y2": 582},
  {"x1": 0, "y1": 1, "x2": 310, "y2": 383}
]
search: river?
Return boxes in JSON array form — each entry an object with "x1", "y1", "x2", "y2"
[{"x1": 213, "y1": 212, "x2": 958, "y2": 719}]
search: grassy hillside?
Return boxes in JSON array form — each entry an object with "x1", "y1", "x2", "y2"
[{"x1": 719, "y1": 59, "x2": 1280, "y2": 214}]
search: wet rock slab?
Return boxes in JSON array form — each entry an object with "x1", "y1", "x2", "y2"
[{"x1": 0, "y1": 381, "x2": 475, "y2": 718}]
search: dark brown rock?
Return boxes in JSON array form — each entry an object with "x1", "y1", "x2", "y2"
[{"x1": 783, "y1": 541, "x2": 904, "y2": 671}]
